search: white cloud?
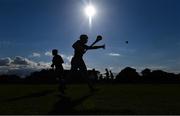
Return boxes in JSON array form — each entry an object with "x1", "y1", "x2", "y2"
[
  {"x1": 0, "y1": 56, "x2": 52, "y2": 76},
  {"x1": 108, "y1": 53, "x2": 121, "y2": 57},
  {"x1": 45, "y1": 51, "x2": 73, "y2": 62},
  {"x1": 61, "y1": 54, "x2": 73, "y2": 62},
  {"x1": 0, "y1": 57, "x2": 12, "y2": 66},
  {"x1": 45, "y1": 51, "x2": 52, "y2": 57},
  {"x1": 148, "y1": 65, "x2": 167, "y2": 70},
  {"x1": 12, "y1": 56, "x2": 30, "y2": 65},
  {"x1": 32, "y1": 52, "x2": 41, "y2": 57},
  {"x1": 67, "y1": 56, "x2": 73, "y2": 62},
  {"x1": 63, "y1": 63, "x2": 71, "y2": 69},
  {"x1": 0, "y1": 55, "x2": 73, "y2": 76},
  {"x1": 11, "y1": 56, "x2": 38, "y2": 67},
  {"x1": 133, "y1": 65, "x2": 168, "y2": 73},
  {"x1": 37, "y1": 62, "x2": 51, "y2": 69},
  {"x1": 110, "y1": 47, "x2": 136, "y2": 53},
  {"x1": 109, "y1": 67, "x2": 114, "y2": 70}
]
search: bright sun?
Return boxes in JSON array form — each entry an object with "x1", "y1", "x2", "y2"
[
  {"x1": 84, "y1": 5, "x2": 96, "y2": 28},
  {"x1": 85, "y1": 5, "x2": 96, "y2": 18}
]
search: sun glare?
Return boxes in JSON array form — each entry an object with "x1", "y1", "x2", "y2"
[
  {"x1": 84, "y1": 5, "x2": 96, "y2": 28},
  {"x1": 85, "y1": 5, "x2": 96, "y2": 18}
]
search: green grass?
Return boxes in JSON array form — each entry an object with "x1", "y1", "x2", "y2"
[{"x1": 0, "y1": 84, "x2": 180, "y2": 114}]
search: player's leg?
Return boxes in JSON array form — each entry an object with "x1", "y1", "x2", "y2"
[
  {"x1": 79, "y1": 60, "x2": 94, "y2": 91},
  {"x1": 56, "y1": 69, "x2": 65, "y2": 94},
  {"x1": 70, "y1": 57, "x2": 79, "y2": 77}
]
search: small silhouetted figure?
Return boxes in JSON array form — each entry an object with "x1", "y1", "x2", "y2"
[
  {"x1": 109, "y1": 70, "x2": 114, "y2": 80},
  {"x1": 105, "y1": 68, "x2": 110, "y2": 80},
  {"x1": 51, "y1": 49, "x2": 66, "y2": 94},
  {"x1": 71, "y1": 34, "x2": 104, "y2": 92}
]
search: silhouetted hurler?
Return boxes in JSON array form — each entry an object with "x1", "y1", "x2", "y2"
[
  {"x1": 105, "y1": 68, "x2": 110, "y2": 80},
  {"x1": 71, "y1": 34, "x2": 105, "y2": 92},
  {"x1": 109, "y1": 70, "x2": 114, "y2": 80},
  {"x1": 51, "y1": 49, "x2": 66, "y2": 94}
]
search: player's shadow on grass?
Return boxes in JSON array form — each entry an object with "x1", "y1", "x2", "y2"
[
  {"x1": 49, "y1": 93, "x2": 94, "y2": 114},
  {"x1": 49, "y1": 92, "x2": 136, "y2": 115},
  {"x1": 4, "y1": 90, "x2": 54, "y2": 102}
]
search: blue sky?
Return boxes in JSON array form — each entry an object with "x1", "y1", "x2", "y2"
[{"x1": 0, "y1": 0, "x2": 180, "y2": 75}]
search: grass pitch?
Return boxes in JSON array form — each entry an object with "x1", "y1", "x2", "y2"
[{"x1": 0, "y1": 84, "x2": 180, "y2": 114}]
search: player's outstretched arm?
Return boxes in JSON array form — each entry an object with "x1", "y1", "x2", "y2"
[{"x1": 87, "y1": 44, "x2": 105, "y2": 50}]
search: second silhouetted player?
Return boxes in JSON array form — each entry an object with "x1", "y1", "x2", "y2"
[
  {"x1": 71, "y1": 34, "x2": 105, "y2": 92},
  {"x1": 51, "y1": 49, "x2": 66, "y2": 94}
]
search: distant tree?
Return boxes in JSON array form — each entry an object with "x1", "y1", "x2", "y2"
[
  {"x1": 0, "y1": 74, "x2": 21, "y2": 83},
  {"x1": 141, "y1": 68, "x2": 151, "y2": 77},
  {"x1": 149, "y1": 70, "x2": 179, "y2": 83},
  {"x1": 116, "y1": 67, "x2": 140, "y2": 83},
  {"x1": 150, "y1": 70, "x2": 168, "y2": 82},
  {"x1": 26, "y1": 69, "x2": 57, "y2": 83},
  {"x1": 141, "y1": 68, "x2": 152, "y2": 82}
]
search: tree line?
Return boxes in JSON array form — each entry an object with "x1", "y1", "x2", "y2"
[{"x1": 0, "y1": 67, "x2": 180, "y2": 84}]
